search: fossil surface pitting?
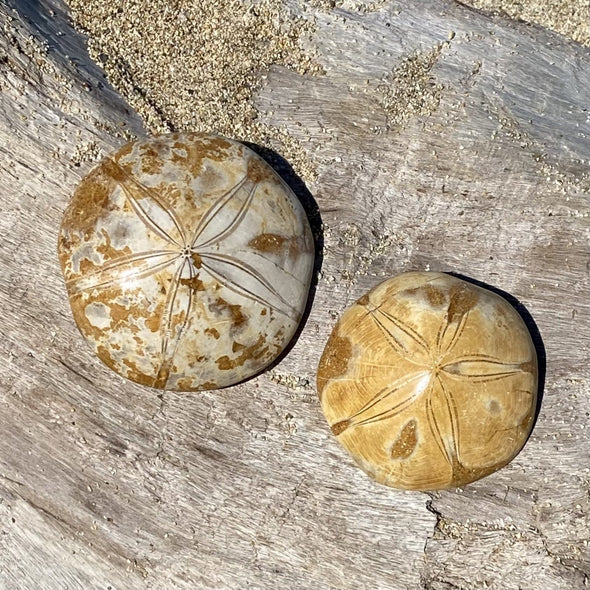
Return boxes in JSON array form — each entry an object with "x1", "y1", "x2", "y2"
[
  {"x1": 317, "y1": 272, "x2": 538, "y2": 491},
  {"x1": 58, "y1": 132, "x2": 314, "y2": 391}
]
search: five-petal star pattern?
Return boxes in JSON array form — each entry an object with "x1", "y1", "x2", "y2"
[
  {"x1": 318, "y1": 273, "x2": 537, "y2": 490},
  {"x1": 59, "y1": 133, "x2": 314, "y2": 390}
]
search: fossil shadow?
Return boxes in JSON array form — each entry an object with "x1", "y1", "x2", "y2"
[
  {"x1": 243, "y1": 141, "x2": 324, "y2": 374},
  {"x1": 447, "y1": 272, "x2": 546, "y2": 435}
]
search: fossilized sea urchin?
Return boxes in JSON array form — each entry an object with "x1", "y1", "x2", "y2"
[
  {"x1": 58, "y1": 132, "x2": 314, "y2": 391},
  {"x1": 317, "y1": 272, "x2": 538, "y2": 490}
]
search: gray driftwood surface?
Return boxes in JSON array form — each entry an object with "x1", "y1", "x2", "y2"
[{"x1": 0, "y1": 0, "x2": 588, "y2": 588}]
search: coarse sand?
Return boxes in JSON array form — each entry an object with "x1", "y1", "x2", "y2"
[
  {"x1": 67, "y1": 0, "x2": 324, "y2": 179},
  {"x1": 66, "y1": 0, "x2": 589, "y2": 181},
  {"x1": 460, "y1": 0, "x2": 589, "y2": 46}
]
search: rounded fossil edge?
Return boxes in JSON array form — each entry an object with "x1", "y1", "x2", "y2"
[
  {"x1": 58, "y1": 132, "x2": 315, "y2": 391},
  {"x1": 317, "y1": 271, "x2": 538, "y2": 491}
]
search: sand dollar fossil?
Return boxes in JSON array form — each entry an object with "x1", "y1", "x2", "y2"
[
  {"x1": 317, "y1": 272, "x2": 538, "y2": 490},
  {"x1": 58, "y1": 132, "x2": 314, "y2": 390}
]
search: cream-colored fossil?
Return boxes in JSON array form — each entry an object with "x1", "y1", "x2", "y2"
[
  {"x1": 317, "y1": 272, "x2": 537, "y2": 490},
  {"x1": 58, "y1": 133, "x2": 314, "y2": 390}
]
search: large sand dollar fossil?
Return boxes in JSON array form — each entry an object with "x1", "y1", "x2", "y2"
[
  {"x1": 58, "y1": 132, "x2": 314, "y2": 390},
  {"x1": 317, "y1": 272, "x2": 538, "y2": 490}
]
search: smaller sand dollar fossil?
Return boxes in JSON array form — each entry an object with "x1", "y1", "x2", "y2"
[
  {"x1": 58, "y1": 132, "x2": 314, "y2": 390},
  {"x1": 317, "y1": 272, "x2": 538, "y2": 490}
]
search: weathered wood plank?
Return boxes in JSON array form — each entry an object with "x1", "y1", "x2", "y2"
[
  {"x1": 255, "y1": 2, "x2": 590, "y2": 588},
  {"x1": 0, "y1": 0, "x2": 588, "y2": 588}
]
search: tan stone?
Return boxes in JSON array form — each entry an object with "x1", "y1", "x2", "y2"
[
  {"x1": 58, "y1": 132, "x2": 314, "y2": 390},
  {"x1": 317, "y1": 272, "x2": 538, "y2": 490}
]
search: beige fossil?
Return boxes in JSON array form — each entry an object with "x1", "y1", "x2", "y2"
[
  {"x1": 58, "y1": 132, "x2": 314, "y2": 391},
  {"x1": 317, "y1": 272, "x2": 538, "y2": 491}
]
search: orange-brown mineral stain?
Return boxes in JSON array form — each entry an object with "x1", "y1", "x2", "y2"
[
  {"x1": 170, "y1": 135, "x2": 233, "y2": 177},
  {"x1": 190, "y1": 252, "x2": 203, "y2": 269},
  {"x1": 423, "y1": 284, "x2": 445, "y2": 307},
  {"x1": 210, "y1": 297, "x2": 247, "y2": 329},
  {"x1": 96, "y1": 229, "x2": 132, "y2": 261},
  {"x1": 139, "y1": 144, "x2": 164, "y2": 176},
  {"x1": 390, "y1": 419, "x2": 418, "y2": 460},
  {"x1": 246, "y1": 157, "x2": 271, "y2": 184},
  {"x1": 318, "y1": 272, "x2": 538, "y2": 491},
  {"x1": 58, "y1": 132, "x2": 314, "y2": 391},
  {"x1": 205, "y1": 327, "x2": 220, "y2": 339},
  {"x1": 122, "y1": 357, "x2": 156, "y2": 387},
  {"x1": 317, "y1": 329, "x2": 353, "y2": 397},
  {"x1": 61, "y1": 170, "x2": 114, "y2": 233},
  {"x1": 215, "y1": 334, "x2": 269, "y2": 370},
  {"x1": 447, "y1": 284, "x2": 478, "y2": 323},
  {"x1": 248, "y1": 233, "x2": 286, "y2": 254},
  {"x1": 69, "y1": 295, "x2": 104, "y2": 341},
  {"x1": 180, "y1": 276, "x2": 206, "y2": 292}
]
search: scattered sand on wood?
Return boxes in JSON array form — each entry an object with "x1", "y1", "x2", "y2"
[
  {"x1": 309, "y1": 0, "x2": 589, "y2": 45},
  {"x1": 65, "y1": 0, "x2": 588, "y2": 182},
  {"x1": 376, "y1": 44, "x2": 445, "y2": 131},
  {"x1": 461, "y1": 0, "x2": 589, "y2": 46},
  {"x1": 66, "y1": 0, "x2": 323, "y2": 180}
]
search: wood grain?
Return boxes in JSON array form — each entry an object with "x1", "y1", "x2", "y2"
[{"x1": 0, "y1": 0, "x2": 588, "y2": 588}]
